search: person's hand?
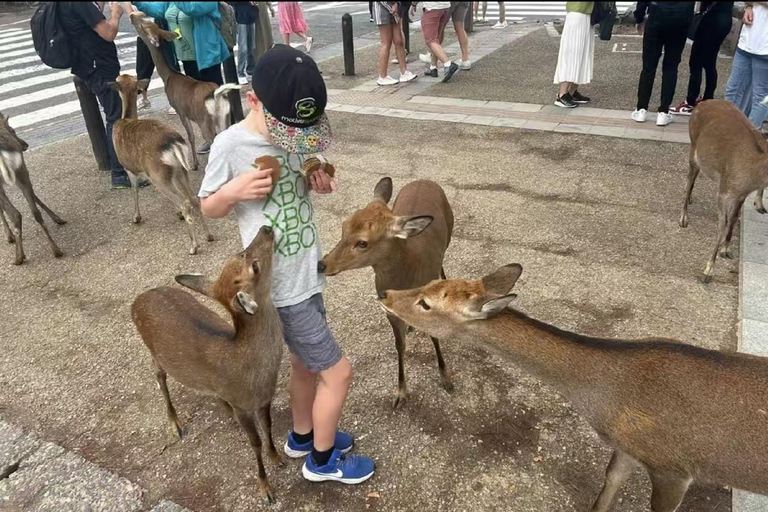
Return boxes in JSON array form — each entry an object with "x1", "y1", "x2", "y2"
[
  {"x1": 745, "y1": 5, "x2": 755, "y2": 25},
  {"x1": 308, "y1": 169, "x2": 338, "y2": 194},
  {"x1": 636, "y1": 22, "x2": 644, "y2": 36},
  {"x1": 225, "y1": 167, "x2": 274, "y2": 202},
  {"x1": 110, "y1": 2, "x2": 124, "y2": 19}
]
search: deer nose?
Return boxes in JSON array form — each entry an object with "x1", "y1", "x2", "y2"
[
  {"x1": 378, "y1": 290, "x2": 387, "y2": 300},
  {"x1": 262, "y1": 225, "x2": 273, "y2": 235},
  {"x1": 317, "y1": 260, "x2": 326, "y2": 273}
]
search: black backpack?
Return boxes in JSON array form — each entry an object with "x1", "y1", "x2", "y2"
[{"x1": 31, "y1": 2, "x2": 73, "y2": 69}]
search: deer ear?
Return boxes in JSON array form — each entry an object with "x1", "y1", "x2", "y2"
[
  {"x1": 235, "y1": 291, "x2": 258, "y2": 315},
  {"x1": 391, "y1": 215, "x2": 433, "y2": 239},
  {"x1": 373, "y1": 177, "x2": 393, "y2": 204},
  {"x1": 477, "y1": 294, "x2": 518, "y2": 318},
  {"x1": 482, "y1": 264, "x2": 523, "y2": 296},
  {"x1": 175, "y1": 273, "x2": 213, "y2": 296},
  {"x1": 160, "y1": 29, "x2": 180, "y2": 41}
]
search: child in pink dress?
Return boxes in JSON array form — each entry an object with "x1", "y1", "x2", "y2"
[{"x1": 278, "y1": 2, "x2": 313, "y2": 51}]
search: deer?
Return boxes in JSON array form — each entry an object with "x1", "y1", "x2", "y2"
[
  {"x1": 128, "y1": 11, "x2": 240, "y2": 171},
  {"x1": 111, "y1": 74, "x2": 214, "y2": 255},
  {"x1": 0, "y1": 112, "x2": 66, "y2": 265},
  {"x1": 131, "y1": 225, "x2": 284, "y2": 504},
  {"x1": 318, "y1": 177, "x2": 454, "y2": 409},
  {"x1": 679, "y1": 99, "x2": 768, "y2": 283},
  {"x1": 379, "y1": 263, "x2": 768, "y2": 512}
]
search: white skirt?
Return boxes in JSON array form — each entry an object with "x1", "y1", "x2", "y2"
[{"x1": 553, "y1": 11, "x2": 595, "y2": 85}]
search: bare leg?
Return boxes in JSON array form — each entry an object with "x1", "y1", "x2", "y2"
[
  {"x1": 313, "y1": 357, "x2": 352, "y2": 451},
  {"x1": 427, "y1": 40, "x2": 451, "y2": 65},
  {"x1": 559, "y1": 81, "x2": 572, "y2": 97},
  {"x1": 387, "y1": 313, "x2": 409, "y2": 408},
  {"x1": 378, "y1": 24, "x2": 394, "y2": 78},
  {"x1": 0, "y1": 209, "x2": 14, "y2": 243},
  {"x1": 257, "y1": 403, "x2": 283, "y2": 467},
  {"x1": 590, "y1": 450, "x2": 639, "y2": 512},
  {"x1": 288, "y1": 353, "x2": 317, "y2": 436},
  {"x1": 282, "y1": 32, "x2": 290, "y2": 45},
  {"x1": 154, "y1": 364, "x2": 183, "y2": 440},
  {"x1": 679, "y1": 156, "x2": 700, "y2": 228},
  {"x1": 756, "y1": 188, "x2": 766, "y2": 214},
  {"x1": 0, "y1": 188, "x2": 23, "y2": 264},
  {"x1": 568, "y1": 83, "x2": 578, "y2": 95},
  {"x1": 454, "y1": 20, "x2": 469, "y2": 62},
  {"x1": 431, "y1": 337, "x2": 453, "y2": 392},
  {"x1": 233, "y1": 407, "x2": 274, "y2": 504},
  {"x1": 648, "y1": 471, "x2": 692, "y2": 512},
  {"x1": 295, "y1": 31, "x2": 309, "y2": 42},
  {"x1": 393, "y1": 20, "x2": 408, "y2": 74},
  {"x1": 33, "y1": 193, "x2": 66, "y2": 225},
  {"x1": 498, "y1": 1, "x2": 506, "y2": 23}
]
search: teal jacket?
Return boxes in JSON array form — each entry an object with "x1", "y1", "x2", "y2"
[{"x1": 133, "y1": 1, "x2": 230, "y2": 69}]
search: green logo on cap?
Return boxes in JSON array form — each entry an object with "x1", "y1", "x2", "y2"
[{"x1": 295, "y1": 98, "x2": 317, "y2": 119}]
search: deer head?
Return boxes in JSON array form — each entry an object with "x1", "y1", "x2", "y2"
[
  {"x1": 318, "y1": 177, "x2": 434, "y2": 276},
  {"x1": 129, "y1": 11, "x2": 179, "y2": 47},
  {"x1": 109, "y1": 75, "x2": 150, "y2": 119},
  {"x1": 176, "y1": 225, "x2": 275, "y2": 318},
  {"x1": 379, "y1": 264, "x2": 523, "y2": 339},
  {"x1": 0, "y1": 112, "x2": 28, "y2": 152}
]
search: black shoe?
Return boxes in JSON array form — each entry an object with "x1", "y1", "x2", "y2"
[
  {"x1": 442, "y1": 62, "x2": 459, "y2": 83},
  {"x1": 424, "y1": 67, "x2": 438, "y2": 78},
  {"x1": 111, "y1": 175, "x2": 132, "y2": 190},
  {"x1": 554, "y1": 93, "x2": 577, "y2": 108},
  {"x1": 572, "y1": 90, "x2": 590, "y2": 103}
]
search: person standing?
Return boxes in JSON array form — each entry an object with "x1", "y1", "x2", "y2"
[
  {"x1": 553, "y1": 2, "x2": 595, "y2": 108},
  {"x1": 631, "y1": 2, "x2": 695, "y2": 126},
  {"x1": 422, "y1": 2, "x2": 472, "y2": 70},
  {"x1": 413, "y1": 2, "x2": 459, "y2": 82},
  {"x1": 474, "y1": 1, "x2": 487, "y2": 23},
  {"x1": 491, "y1": 1, "x2": 507, "y2": 29},
  {"x1": 373, "y1": 2, "x2": 417, "y2": 86},
  {"x1": 254, "y1": 1, "x2": 274, "y2": 61},
  {"x1": 278, "y1": 2, "x2": 312, "y2": 52},
  {"x1": 724, "y1": 2, "x2": 768, "y2": 128},
  {"x1": 229, "y1": 1, "x2": 259, "y2": 84},
  {"x1": 173, "y1": 2, "x2": 230, "y2": 87}
]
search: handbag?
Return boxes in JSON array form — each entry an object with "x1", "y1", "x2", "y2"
[
  {"x1": 688, "y1": 2, "x2": 714, "y2": 41},
  {"x1": 598, "y1": 4, "x2": 616, "y2": 41},
  {"x1": 590, "y1": 1, "x2": 610, "y2": 26}
]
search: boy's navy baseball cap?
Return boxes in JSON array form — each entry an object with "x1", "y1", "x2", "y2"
[{"x1": 252, "y1": 44, "x2": 331, "y2": 154}]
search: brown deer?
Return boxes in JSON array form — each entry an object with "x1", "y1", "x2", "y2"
[
  {"x1": 111, "y1": 74, "x2": 213, "y2": 255},
  {"x1": 379, "y1": 264, "x2": 768, "y2": 512},
  {"x1": 128, "y1": 12, "x2": 239, "y2": 171},
  {"x1": 0, "y1": 112, "x2": 65, "y2": 265},
  {"x1": 679, "y1": 99, "x2": 768, "y2": 282},
  {"x1": 131, "y1": 225, "x2": 284, "y2": 503},
  {"x1": 319, "y1": 177, "x2": 454, "y2": 408}
]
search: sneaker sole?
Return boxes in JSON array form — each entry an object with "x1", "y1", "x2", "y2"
[
  {"x1": 572, "y1": 100, "x2": 589, "y2": 104},
  {"x1": 399, "y1": 76, "x2": 418, "y2": 83},
  {"x1": 301, "y1": 463, "x2": 374, "y2": 484},
  {"x1": 284, "y1": 441, "x2": 353, "y2": 459},
  {"x1": 554, "y1": 102, "x2": 577, "y2": 108}
]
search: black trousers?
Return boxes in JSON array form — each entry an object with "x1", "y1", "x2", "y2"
[
  {"x1": 78, "y1": 70, "x2": 125, "y2": 179},
  {"x1": 686, "y1": 13, "x2": 732, "y2": 104},
  {"x1": 135, "y1": 36, "x2": 180, "y2": 80},
  {"x1": 181, "y1": 60, "x2": 224, "y2": 85},
  {"x1": 636, "y1": 15, "x2": 691, "y2": 113}
]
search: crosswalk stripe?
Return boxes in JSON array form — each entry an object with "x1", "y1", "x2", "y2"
[
  {"x1": 0, "y1": 39, "x2": 35, "y2": 52},
  {"x1": 0, "y1": 44, "x2": 137, "y2": 71},
  {"x1": 8, "y1": 77, "x2": 163, "y2": 129},
  {"x1": 0, "y1": 27, "x2": 25, "y2": 36},
  {"x1": 0, "y1": 32, "x2": 32, "y2": 44},
  {"x1": 0, "y1": 57, "x2": 137, "y2": 82},
  {"x1": 0, "y1": 33, "x2": 134, "y2": 60}
]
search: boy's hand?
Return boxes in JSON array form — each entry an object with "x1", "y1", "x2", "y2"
[
  {"x1": 308, "y1": 169, "x2": 338, "y2": 194},
  {"x1": 225, "y1": 167, "x2": 274, "y2": 202}
]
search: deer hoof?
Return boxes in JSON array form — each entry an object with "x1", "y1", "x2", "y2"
[
  {"x1": 133, "y1": 216, "x2": 142, "y2": 225},
  {"x1": 13, "y1": 256, "x2": 24, "y2": 265},
  {"x1": 700, "y1": 273, "x2": 713, "y2": 284},
  {"x1": 678, "y1": 218, "x2": 688, "y2": 228},
  {"x1": 5, "y1": 234, "x2": 14, "y2": 244},
  {"x1": 442, "y1": 380, "x2": 455, "y2": 394},
  {"x1": 720, "y1": 249, "x2": 732, "y2": 259},
  {"x1": 758, "y1": 207, "x2": 767, "y2": 215},
  {"x1": 260, "y1": 483, "x2": 275, "y2": 505},
  {"x1": 53, "y1": 249, "x2": 63, "y2": 258},
  {"x1": 392, "y1": 391, "x2": 407, "y2": 410},
  {"x1": 206, "y1": 234, "x2": 215, "y2": 242},
  {"x1": 188, "y1": 246, "x2": 198, "y2": 256}
]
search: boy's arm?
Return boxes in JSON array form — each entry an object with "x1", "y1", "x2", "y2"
[{"x1": 200, "y1": 169, "x2": 274, "y2": 218}]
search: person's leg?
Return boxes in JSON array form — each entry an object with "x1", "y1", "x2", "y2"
[
  {"x1": 87, "y1": 73, "x2": 128, "y2": 184},
  {"x1": 282, "y1": 32, "x2": 291, "y2": 45},
  {"x1": 452, "y1": 4, "x2": 470, "y2": 62},
  {"x1": 246, "y1": 23, "x2": 256, "y2": 76},
  {"x1": 182, "y1": 60, "x2": 201, "y2": 80},
  {"x1": 378, "y1": 24, "x2": 394, "y2": 78},
  {"x1": 701, "y1": 17, "x2": 732, "y2": 101},
  {"x1": 295, "y1": 31, "x2": 309, "y2": 42},
  {"x1": 725, "y1": 49, "x2": 754, "y2": 115},
  {"x1": 199, "y1": 64, "x2": 224, "y2": 86},
  {"x1": 288, "y1": 353, "x2": 317, "y2": 436},
  {"x1": 636, "y1": 18, "x2": 664, "y2": 110},
  {"x1": 425, "y1": 10, "x2": 451, "y2": 65},
  {"x1": 135, "y1": 37, "x2": 155, "y2": 109},
  {"x1": 686, "y1": 38, "x2": 705, "y2": 105},
  {"x1": 559, "y1": 81, "x2": 572, "y2": 97},
  {"x1": 237, "y1": 23, "x2": 249, "y2": 77},
  {"x1": 498, "y1": 1, "x2": 505, "y2": 23},
  {"x1": 658, "y1": 25, "x2": 687, "y2": 113},
  {"x1": 312, "y1": 357, "x2": 352, "y2": 452},
  {"x1": 393, "y1": 19, "x2": 408, "y2": 74},
  {"x1": 748, "y1": 54, "x2": 768, "y2": 128},
  {"x1": 482, "y1": 1, "x2": 487, "y2": 20}
]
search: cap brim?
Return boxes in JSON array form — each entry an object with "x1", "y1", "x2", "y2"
[{"x1": 263, "y1": 107, "x2": 332, "y2": 155}]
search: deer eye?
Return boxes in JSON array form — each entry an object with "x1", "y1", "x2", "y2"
[
  {"x1": 252, "y1": 261, "x2": 260, "y2": 274},
  {"x1": 417, "y1": 299, "x2": 431, "y2": 311},
  {"x1": 355, "y1": 240, "x2": 368, "y2": 249}
]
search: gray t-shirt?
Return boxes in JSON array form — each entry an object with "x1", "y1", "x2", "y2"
[{"x1": 199, "y1": 123, "x2": 325, "y2": 308}]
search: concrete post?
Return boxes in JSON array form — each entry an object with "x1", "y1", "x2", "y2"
[{"x1": 342, "y1": 13, "x2": 355, "y2": 76}]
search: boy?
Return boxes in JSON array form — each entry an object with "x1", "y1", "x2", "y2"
[{"x1": 199, "y1": 45, "x2": 375, "y2": 484}]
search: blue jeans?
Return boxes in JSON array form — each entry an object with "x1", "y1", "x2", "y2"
[
  {"x1": 236, "y1": 23, "x2": 256, "y2": 77},
  {"x1": 725, "y1": 48, "x2": 768, "y2": 128}
]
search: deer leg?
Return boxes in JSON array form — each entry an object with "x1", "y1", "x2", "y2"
[
  {"x1": 0, "y1": 209, "x2": 14, "y2": 244},
  {"x1": 17, "y1": 179, "x2": 62, "y2": 259},
  {"x1": 702, "y1": 195, "x2": 741, "y2": 283},
  {"x1": 217, "y1": 399, "x2": 234, "y2": 420},
  {"x1": 648, "y1": 471, "x2": 692, "y2": 512},
  {"x1": 155, "y1": 176, "x2": 199, "y2": 255},
  {"x1": 430, "y1": 337, "x2": 454, "y2": 393},
  {"x1": 33, "y1": 193, "x2": 66, "y2": 225},
  {"x1": 440, "y1": 266, "x2": 447, "y2": 280},
  {"x1": 756, "y1": 188, "x2": 766, "y2": 214},
  {"x1": 178, "y1": 115, "x2": 198, "y2": 171},
  {"x1": 590, "y1": 449, "x2": 639, "y2": 512},
  {"x1": 0, "y1": 186, "x2": 24, "y2": 264},
  {"x1": 233, "y1": 407, "x2": 274, "y2": 504},
  {"x1": 257, "y1": 403, "x2": 284, "y2": 467},
  {"x1": 177, "y1": 171, "x2": 214, "y2": 242},
  {"x1": 154, "y1": 364, "x2": 183, "y2": 440},
  {"x1": 721, "y1": 203, "x2": 742, "y2": 259},
  {"x1": 387, "y1": 313, "x2": 409, "y2": 409},
  {"x1": 679, "y1": 157, "x2": 700, "y2": 228},
  {"x1": 128, "y1": 173, "x2": 142, "y2": 224}
]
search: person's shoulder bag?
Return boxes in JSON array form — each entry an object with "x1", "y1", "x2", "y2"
[{"x1": 688, "y1": 2, "x2": 714, "y2": 41}]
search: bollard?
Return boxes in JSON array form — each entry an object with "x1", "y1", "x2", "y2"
[
  {"x1": 222, "y1": 52, "x2": 245, "y2": 124},
  {"x1": 342, "y1": 13, "x2": 355, "y2": 76},
  {"x1": 465, "y1": 1, "x2": 474, "y2": 34},
  {"x1": 72, "y1": 76, "x2": 110, "y2": 171}
]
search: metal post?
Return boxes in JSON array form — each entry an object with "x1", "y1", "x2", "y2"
[
  {"x1": 222, "y1": 52, "x2": 244, "y2": 124},
  {"x1": 72, "y1": 76, "x2": 110, "y2": 171},
  {"x1": 342, "y1": 13, "x2": 355, "y2": 76},
  {"x1": 465, "y1": 1, "x2": 474, "y2": 34}
]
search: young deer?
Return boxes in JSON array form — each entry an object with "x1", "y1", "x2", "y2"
[
  {"x1": 0, "y1": 112, "x2": 65, "y2": 265},
  {"x1": 129, "y1": 12, "x2": 240, "y2": 171},
  {"x1": 679, "y1": 99, "x2": 768, "y2": 282},
  {"x1": 319, "y1": 177, "x2": 454, "y2": 408},
  {"x1": 380, "y1": 264, "x2": 768, "y2": 512},
  {"x1": 131, "y1": 225, "x2": 283, "y2": 503},
  {"x1": 111, "y1": 74, "x2": 213, "y2": 255}
]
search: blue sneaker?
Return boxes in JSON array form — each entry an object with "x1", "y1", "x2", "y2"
[
  {"x1": 302, "y1": 448, "x2": 375, "y2": 484},
  {"x1": 284, "y1": 431, "x2": 354, "y2": 458}
]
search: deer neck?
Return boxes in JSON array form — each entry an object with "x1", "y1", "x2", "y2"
[
  {"x1": 143, "y1": 37, "x2": 176, "y2": 82},
  {"x1": 120, "y1": 93, "x2": 138, "y2": 120},
  {"x1": 232, "y1": 298, "x2": 282, "y2": 352}
]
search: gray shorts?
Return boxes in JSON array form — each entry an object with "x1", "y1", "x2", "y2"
[
  {"x1": 451, "y1": 1, "x2": 470, "y2": 23},
  {"x1": 278, "y1": 293, "x2": 342, "y2": 373},
  {"x1": 373, "y1": 1, "x2": 397, "y2": 25}
]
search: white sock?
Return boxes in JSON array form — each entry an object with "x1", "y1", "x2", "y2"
[
  {"x1": 430, "y1": 65, "x2": 437, "y2": 70},
  {"x1": 444, "y1": 60, "x2": 452, "y2": 68}
]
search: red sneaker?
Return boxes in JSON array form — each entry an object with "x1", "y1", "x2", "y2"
[{"x1": 670, "y1": 101, "x2": 694, "y2": 115}]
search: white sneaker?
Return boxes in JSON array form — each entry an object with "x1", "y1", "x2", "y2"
[
  {"x1": 377, "y1": 75, "x2": 398, "y2": 86},
  {"x1": 399, "y1": 70, "x2": 417, "y2": 83},
  {"x1": 419, "y1": 53, "x2": 433, "y2": 64},
  {"x1": 167, "y1": 106, "x2": 177, "y2": 115},
  {"x1": 458, "y1": 59, "x2": 471, "y2": 70},
  {"x1": 492, "y1": 21, "x2": 508, "y2": 29},
  {"x1": 391, "y1": 57, "x2": 399, "y2": 64},
  {"x1": 237, "y1": 75, "x2": 249, "y2": 85},
  {"x1": 656, "y1": 112, "x2": 674, "y2": 126},
  {"x1": 631, "y1": 108, "x2": 647, "y2": 122},
  {"x1": 305, "y1": 36, "x2": 313, "y2": 52}
]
